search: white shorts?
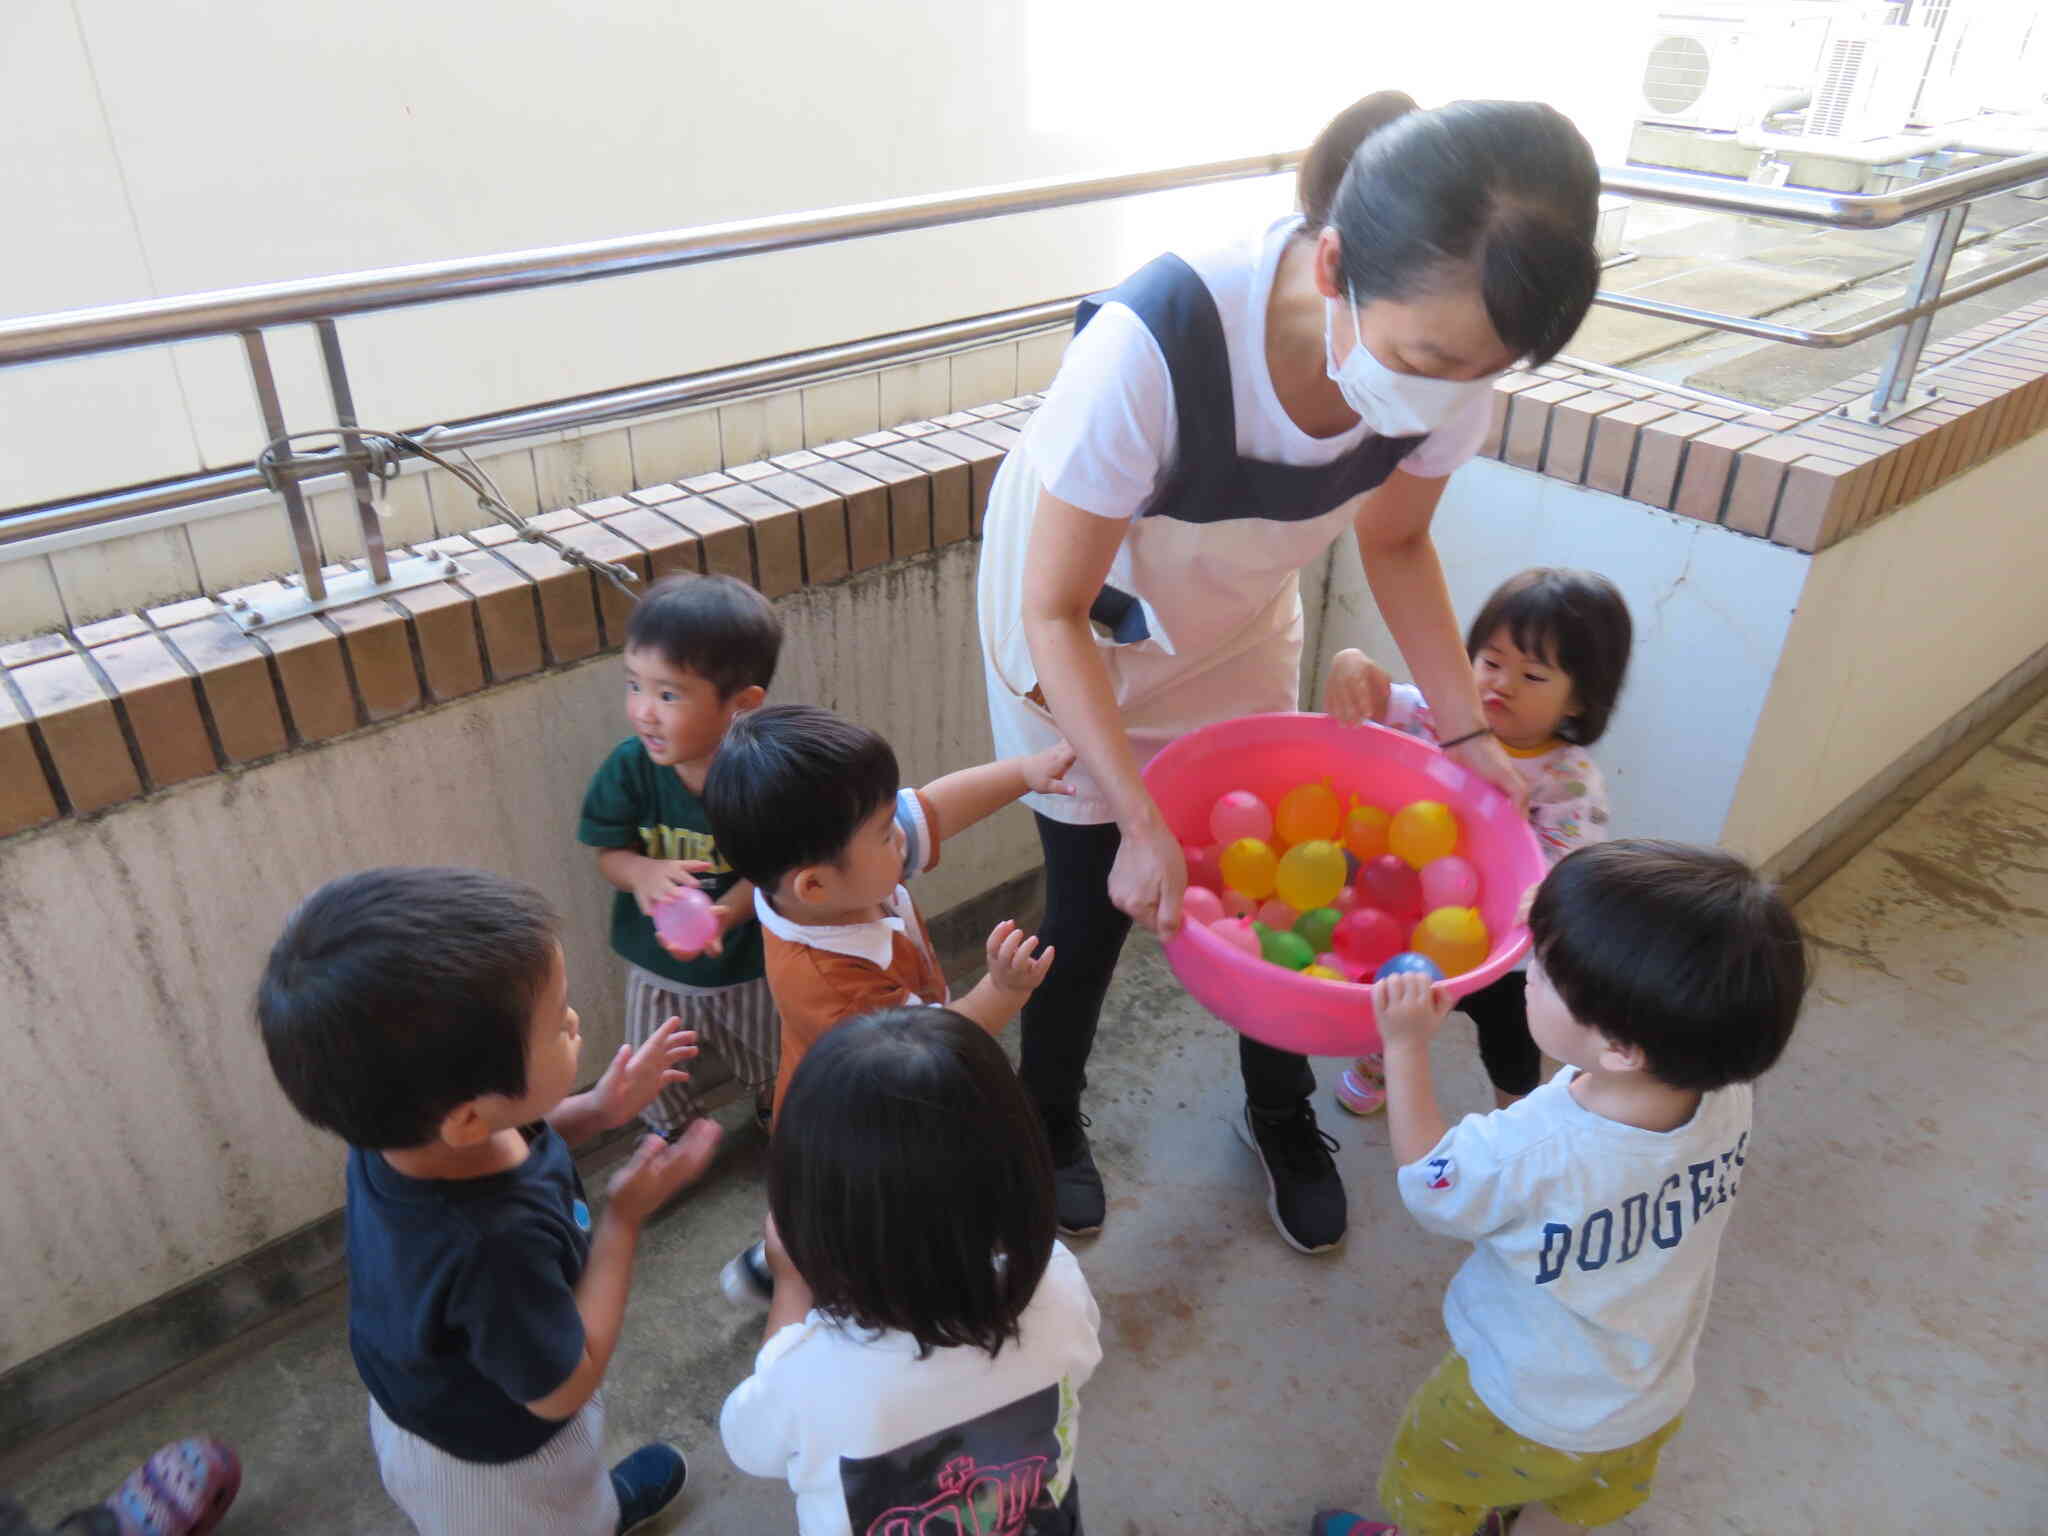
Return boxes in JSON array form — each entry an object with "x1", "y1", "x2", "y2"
[{"x1": 368, "y1": 1393, "x2": 616, "y2": 1536}]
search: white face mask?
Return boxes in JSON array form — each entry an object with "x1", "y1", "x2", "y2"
[{"x1": 1323, "y1": 290, "x2": 1503, "y2": 437}]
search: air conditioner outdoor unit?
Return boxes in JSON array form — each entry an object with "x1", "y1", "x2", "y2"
[
  {"x1": 1913, "y1": 0, "x2": 2048, "y2": 123},
  {"x1": 1805, "y1": 18, "x2": 1937, "y2": 141},
  {"x1": 1638, "y1": 5, "x2": 1830, "y2": 132}
]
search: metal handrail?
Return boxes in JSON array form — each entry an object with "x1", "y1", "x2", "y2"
[
  {"x1": 4, "y1": 141, "x2": 2047, "y2": 612},
  {"x1": 0, "y1": 152, "x2": 1298, "y2": 367}
]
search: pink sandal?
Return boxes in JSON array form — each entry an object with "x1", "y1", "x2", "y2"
[
  {"x1": 101, "y1": 1438, "x2": 241, "y2": 1536},
  {"x1": 1335, "y1": 1053, "x2": 1386, "y2": 1115}
]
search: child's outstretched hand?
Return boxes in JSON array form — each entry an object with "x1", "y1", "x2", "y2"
[
  {"x1": 592, "y1": 1016, "x2": 699, "y2": 1129},
  {"x1": 986, "y1": 918, "x2": 1055, "y2": 994},
  {"x1": 1022, "y1": 741, "x2": 1078, "y2": 798},
  {"x1": 1323, "y1": 648, "x2": 1393, "y2": 727},
  {"x1": 607, "y1": 1118, "x2": 721, "y2": 1228},
  {"x1": 1373, "y1": 971, "x2": 1454, "y2": 1051},
  {"x1": 632, "y1": 858, "x2": 712, "y2": 918}
]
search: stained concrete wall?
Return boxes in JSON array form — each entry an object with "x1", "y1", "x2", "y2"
[
  {"x1": 0, "y1": 541, "x2": 1034, "y2": 1373},
  {"x1": 1310, "y1": 457, "x2": 1812, "y2": 850},
  {"x1": 1721, "y1": 428, "x2": 2048, "y2": 864}
]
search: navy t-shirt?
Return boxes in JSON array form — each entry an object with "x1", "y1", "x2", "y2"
[{"x1": 346, "y1": 1126, "x2": 591, "y2": 1463}]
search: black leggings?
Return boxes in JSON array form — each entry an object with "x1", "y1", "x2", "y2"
[
  {"x1": 1458, "y1": 969, "x2": 1542, "y2": 1097},
  {"x1": 1019, "y1": 814, "x2": 1315, "y2": 1117}
]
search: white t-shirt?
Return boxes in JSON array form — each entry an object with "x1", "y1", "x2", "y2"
[
  {"x1": 1398, "y1": 1068, "x2": 1754, "y2": 1452},
  {"x1": 720, "y1": 1243, "x2": 1103, "y2": 1536},
  {"x1": 1029, "y1": 214, "x2": 1492, "y2": 523}
]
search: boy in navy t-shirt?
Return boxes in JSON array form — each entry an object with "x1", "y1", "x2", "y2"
[{"x1": 259, "y1": 866, "x2": 719, "y2": 1536}]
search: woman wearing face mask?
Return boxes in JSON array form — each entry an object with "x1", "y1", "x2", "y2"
[{"x1": 976, "y1": 95, "x2": 1602, "y2": 1255}]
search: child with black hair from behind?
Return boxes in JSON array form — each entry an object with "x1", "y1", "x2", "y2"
[{"x1": 722, "y1": 1008, "x2": 1101, "y2": 1536}]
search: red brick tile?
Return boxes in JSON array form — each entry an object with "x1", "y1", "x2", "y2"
[
  {"x1": 749, "y1": 473, "x2": 850, "y2": 586},
  {"x1": 11, "y1": 653, "x2": 141, "y2": 812},
  {"x1": 954, "y1": 418, "x2": 1023, "y2": 452},
  {"x1": 144, "y1": 596, "x2": 222, "y2": 631},
  {"x1": 387, "y1": 581, "x2": 487, "y2": 701},
  {"x1": 447, "y1": 550, "x2": 544, "y2": 683},
  {"x1": 578, "y1": 495, "x2": 640, "y2": 518},
  {"x1": 160, "y1": 615, "x2": 289, "y2": 762},
  {"x1": 1542, "y1": 390, "x2": 1628, "y2": 483},
  {"x1": 261, "y1": 614, "x2": 360, "y2": 743},
  {"x1": 528, "y1": 508, "x2": 589, "y2": 534},
  {"x1": 73, "y1": 613, "x2": 149, "y2": 648},
  {"x1": 1501, "y1": 382, "x2": 1585, "y2": 471},
  {"x1": 728, "y1": 461, "x2": 780, "y2": 484},
  {"x1": 599, "y1": 506, "x2": 704, "y2": 581},
  {"x1": 1724, "y1": 436, "x2": 1826, "y2": 537},
  {"x1": 324, "y1": 598, "x2": 423, "y2": 721},
  {"x1": 785, "y1": 461, "x2": 890, "y2": 571},
  {"x1": 813, "y1": 440, "x2": 866, "y2": 460},
  {"x1": 768, "y1": 450, "x2": 826, "y2": 471},
  {"x1": 1627, "y1": 412, "x2": 1721, "y2": 509},
  {"x1": 701, "y1": 484, "x2": 805, "y2": 598},
  {"x1": 681, "y1": 471, "x2": 738, "y2": 494},
  {"x1": 490, "y1": 542, "x2": 602, "y2": 664},
  {"x1": 552, "y1": 524, "x2": 652, "y2": 645},
  {"x1": 657, "y1": 498, "x2": 756, "y2": 588},
  {"x1": 845, "y1": 451, "x2": 934, "y2": 559},
  {"x1": 1584, "y1": 402, "x2": 1673, "y2": 496},
  {"x1": 89, "y1": 631, "x2": 216, "y2": 788},
  {"x1": 920, "y1": 430, "x2": 1006, "y2": 536},
  {"x1": 1673, "y1": 425, "x2": 1770, "y2": 524},
  {"x1": 1770, "y1": 456, "x2": 1866, "y2": 551},
  {"x1": 1479, "y1": 389, "x2": 1510, "y2": 460},
  {"x1": 872, "y1": 439, "x2": 973, "y2": 547},
  {"x1": 0, "y1": 685, "x2": 60, "y2": 834}
]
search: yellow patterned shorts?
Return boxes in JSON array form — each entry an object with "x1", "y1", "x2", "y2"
[{"x1": 1378, "y1": 1353, "x2": 1681, "y2": 1536}]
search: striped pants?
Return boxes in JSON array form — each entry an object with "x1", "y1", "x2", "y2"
[
  {"x1": 623, "y1": 965, "x2": 778, "y2": 1136},
  {"x1": 368, "y1": 1395, "x2": 616, "y2": 1536}
]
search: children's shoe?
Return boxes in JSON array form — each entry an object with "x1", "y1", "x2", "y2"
[
  {"x1": 1334, "y1": 1055, "x2": 1386, "y2": 1116},
  {"x1": 719, "y1": 1240, "x2": 774, "y2": 1308},
  {"x1": 611, "y1": 1443, "x2": 687, "y2": 1534},
  {"x1": 1309, "y1": 1513, "x2": 1396, "y2": 1536},
  {"x1": 93, "y1": 1437, "x2": 241, "y2": 1536}
]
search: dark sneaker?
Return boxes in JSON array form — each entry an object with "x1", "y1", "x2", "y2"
[
  {"x1": 612, "y1": 1442, "x2": 687, "y2": 1534},
  {"x1": 1043, "y1": 1108, "x2": 1106, "y2": 1238},
  {"x1": 1237, "y1": 1101, "x2": 1347, "y2": 1254}
]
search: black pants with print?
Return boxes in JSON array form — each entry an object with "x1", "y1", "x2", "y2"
[{"x1": 1019, "y1": 814, "x2": 1315, "y2": 1119}]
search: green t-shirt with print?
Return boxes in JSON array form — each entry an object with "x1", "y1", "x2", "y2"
[{"x1": 577, "y1": 737, "x2": 764, "y2": 989}]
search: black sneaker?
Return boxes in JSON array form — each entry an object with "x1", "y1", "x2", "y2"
[
  {"x1": 612, "y1": 1442, "x2": 687, "y2": 1533},
  {"x1": 1236, "y1": 1101, "x2": 1347, "y2": 1254},
  {"x1": 1043, "y1": 1108, "x2": 1105, "y2": 1238}
]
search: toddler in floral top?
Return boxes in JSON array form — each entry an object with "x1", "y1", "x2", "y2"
[{"x1": 1324, "y1": 568, "x2": 1634, "y2": 1115}]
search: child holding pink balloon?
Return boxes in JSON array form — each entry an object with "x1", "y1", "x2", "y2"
[{"x1": 1329, "y1": 568, "x2": 1633, "y2": 1115}]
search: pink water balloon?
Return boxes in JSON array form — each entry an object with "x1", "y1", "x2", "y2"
[
  {"x1": 1421, "y1": 854, "x2": 1481, "y2": 911},
  {"x1": 654, "y1": 886, "x2": 720, "y2": 955},
  {"x1": 1181, "y1": 885, "x2": 1225, "y2": 926},
  {"x1": 1318, "y1": 950, "x2": 1368, "y2": 982},
  {"x1": 1221, "y1": 889, "x2": 1256, "y2": 918},
  {"x1": 1210, "y1": 916, "x2": 1263, "y2": 956},
  {"x1": 1184, "y1": 842, "x2": 1225, "y2": 893},
  {"x1": 1209, "y1": 790, "x2": 1274, "y2": 848},
  {"x1": 1331, "y1": 906, "x2": 1405, "y2": 974},
  {"x1": 1256, "y1": 898, "x2": 1299, "y2": 931}
]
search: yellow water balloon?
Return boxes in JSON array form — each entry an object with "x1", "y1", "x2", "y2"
[
  {"x1": 1389, "y1": 799, "x2": 1459, "y2": 869},
  {"x1": 1411, "y1": 905, "x2": 1490, "y2": 978},
  {"x1": 1274, "y1": 838, "x2": 1348, "y2": 913},
  {"x1": 1219, "y1": 838, "x2": 1279, "y2": 900},
  {"x1": 1342, "y1": 802, "x2": 1390, "y2": 862}
]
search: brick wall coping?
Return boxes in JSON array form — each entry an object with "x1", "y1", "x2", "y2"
[{"x1": 5, "y1": 293, "x2": 2045, "y2": 842}]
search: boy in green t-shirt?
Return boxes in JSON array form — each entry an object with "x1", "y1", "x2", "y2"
[{"x1": 578, "y1": 574, "x2": 783, "y2": 1137}]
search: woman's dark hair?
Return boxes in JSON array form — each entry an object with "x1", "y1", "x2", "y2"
[
  {"x1": 703, "y1": 704, "x2": 899, "y2": 894},
  {"x1": 1329, "y1": 99, "x2": 1601, "y2": 365},
  {"x1": 625, "y1": 573, "x2": 782, "y2": 699},
  {"x1": 1531, "y1": 841, "x2": 1808, "y2": 1093},
  {"x1": 770, "y1": 1008, "x2": 1057, "y2": 1358},
  {"x1": 1299, "y1": 91, "x2": 1418, "y2": 229},
  {"x1": 1466, "y1": 567, "x2": 1633, "y2": 746},
  {"x1": 258, "y1": 867, "x2": 558, "y2": 1148}
]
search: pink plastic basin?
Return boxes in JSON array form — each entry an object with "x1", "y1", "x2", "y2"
[{"x1": 1143, "y1": 712, "x2": 1545, "y2": 1056}]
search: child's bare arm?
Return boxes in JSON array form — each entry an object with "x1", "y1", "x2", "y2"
[
  {"x1": 1323, "y1": 648, "x2": 1395, "y2": 726},
  {"x1": 947, "y1": 920, "x2": 1054, "y2": 1036},
  {"x1": 524, "y1": 1121, "x2": 721, "y2": 1421},
  {"x1": 547, "y1": 1018, "x2": 699, "y2": 1147},
  {"x1": 1375, "y1": 972, "x2": 1456, "y2": 1166},
  {"x1": 920, "y1": 743, "x2": 1076, "y2": 842}
]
